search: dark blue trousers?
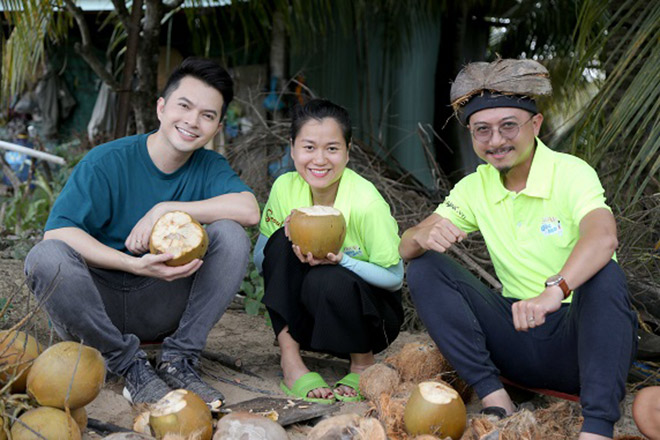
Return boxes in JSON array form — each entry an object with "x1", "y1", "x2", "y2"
[{"x1": 407, "y1": 252, "x2": 637, "y2": 438}]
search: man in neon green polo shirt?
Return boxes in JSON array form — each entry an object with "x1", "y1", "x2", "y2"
[{"x1": 400, "y1": 60, "x2": 637, "y2": 440}]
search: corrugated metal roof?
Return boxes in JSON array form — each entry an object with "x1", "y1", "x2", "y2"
[{"x1": 0, "y1": 0, "x2": 230, "y2": 11}]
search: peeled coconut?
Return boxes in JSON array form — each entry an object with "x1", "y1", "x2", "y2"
[
  {"x1": 359, "y1": 363, "x2": 400, "y2": 402},
  {"x1": 213, "y1": 412, "x2": 288, "y2": 440},
  {"x1": 150, "y1": 211, "x2": 208, "y2": 266},
  {"x1": 27, "y1": 341, "x2": 106, "y2": 410},
  {"x1": 70, "y1": 407, "x2": 88, "y2": 433},
  {"x1": 307, "y1": 414, "x2": 386, "y2": 440},
  {"x1": 404, "y1": 381, "x2": 466, "y2": 440},
  {"x1": 288, "y1": 206, "x2": 346, "y2": 259},
  {"x1": 0, "y1": 416, "x2": 6, "y2": 440},
  {"x1": 0, "y1": 330, "x2": 42, "y2": 393},
  {"x1": 149, "y1": 389, "x2": 213, "y2": 440},
  {"x1": 10, "y1": 406, "x2": 81, "y2": 440}
]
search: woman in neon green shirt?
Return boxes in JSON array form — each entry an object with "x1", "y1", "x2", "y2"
[{"x1": 254, "y1": 99, "x2": 404, "y2": 403}]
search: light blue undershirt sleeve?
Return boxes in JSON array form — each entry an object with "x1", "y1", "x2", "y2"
[
  {"x1": 254, "y1": 233, "x2": 268, "y2": 274},
  {"x1": 339, "y1": 255, "x2": 404, "y2": 291}
]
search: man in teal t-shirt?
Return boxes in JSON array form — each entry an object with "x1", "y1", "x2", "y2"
[
  {"x1": 400, "y1": 60, "x2": 636, "y2": 440},
  {"x1": 24, "y1": 58, "x2": 260, "y2": 406}
]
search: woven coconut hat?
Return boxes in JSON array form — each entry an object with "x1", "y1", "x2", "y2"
[{"x1": 450, "y1": 59, "x2": 552, "y2": 124}]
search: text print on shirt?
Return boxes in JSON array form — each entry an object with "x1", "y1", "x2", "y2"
[
  {"x1": 540, "y1": 216, "x2": 563, "y2": 236},
  {"x1": 265, "y1": 208, "x2": 282, "y2": 228}
]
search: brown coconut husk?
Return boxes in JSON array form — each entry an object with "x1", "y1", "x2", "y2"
[
  {"x1": 385, "y1": 343, "x2": 451, "y2": 383},
  {"x1": 359, "y1": 363, "x2": 401, "y2": 403},
  {"x1": 376, "y1": 393, "x2": 410, "y2": 439},
  {"x1": 461, "y1": 401, "x2": 583, "y2": 440},
  {"x1": 449, "y1": 59, "x2": 552, "y2": 111},
  {"x1": 533, "y1": 401, "x2": 583, "y2": 439}
]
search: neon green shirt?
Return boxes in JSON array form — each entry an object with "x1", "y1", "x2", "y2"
[
  {"x1": 435, "y1": 139, "x2": 611, "y2": 301},
  {"x1": 260, "y1": 168, "x2": 400, "y2": 268}
]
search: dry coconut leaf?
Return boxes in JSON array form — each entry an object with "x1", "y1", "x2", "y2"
[{"x1": 450, "y1": 59, "x2": 552, "y2": 109}]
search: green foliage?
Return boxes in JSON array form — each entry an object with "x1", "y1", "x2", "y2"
[{"x1": 241, "y1": 264, "x2": 265, "y2": 316}]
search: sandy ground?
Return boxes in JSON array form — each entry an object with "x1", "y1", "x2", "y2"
[{"x1": 0, "y1": 258, "x2": 647, "y2": 439}]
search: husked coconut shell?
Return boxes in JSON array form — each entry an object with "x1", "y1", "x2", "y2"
[
  {"x1": 11, "y1": 407, "x2": 81, "y2": 440},
  {"x1": 359, "y1": 363, "x2": 400, "y2": 402},
  {"x1": 150, "y1": 211, "x2": 209, "y2": 266},
  {"x1": 213, "y1": 412, "x2": 288, "y2": 440},
  {"x1": 71, "y1": 407, "x2": 88, "y2": 433},
  {"x1": 307, "y1": 414, "x2": 386, "y2": 440},
  {"x1": 149, "y1": 389, "x2": 213, "y2": 440},
  {"x1": 289, "y1": 206, "x2": 346, "y2": 259},
  {"x1": 404, "y1": 381, "x2": 466, "y2": 440},
  {"x1": 27, "y1": 341, "x2": 106, "y2": 410},
  {"x1": 0, "y1": 330, "x2": 42, "y2": 393},
  {"x1": 104, "y1": 434, "x2": 154, "y2": 440},
  {"x1": 450, "y1": 59, "x2": 552, "y2": 109}
]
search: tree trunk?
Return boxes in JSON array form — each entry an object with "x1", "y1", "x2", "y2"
[{"x1": 133, "y1": 0, "x2": 165, "y2": 133}]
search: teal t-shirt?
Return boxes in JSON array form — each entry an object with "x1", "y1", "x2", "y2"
[
  {"x1": 260, "y1": 168, "x2": 400, "y2": 268},
  {"x1": 46, "y1": 133, "x2": 251, "y2": 253}
]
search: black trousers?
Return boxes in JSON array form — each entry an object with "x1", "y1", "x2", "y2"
[
  {"x1": 261, "y1": 228, "x2": 403, "y2": 357},
  {"x1": 407, "y1": 251, "x2": 638, "y2": 438}
]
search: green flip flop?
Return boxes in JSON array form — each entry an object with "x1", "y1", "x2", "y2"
[
  {"x1": 333, "y1": 372, "x2": 364, "y2": 402},
  {"x1": 280, "y1": 372, "x2": 336, "y2": 404}
]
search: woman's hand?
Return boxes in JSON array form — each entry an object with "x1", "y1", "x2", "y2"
[
  {"x1": 292, "y1": 244, "x2": 343, "y2": 266},
  {"x1": 283, "y1": 214, "x2": 292, "y2": 239}
]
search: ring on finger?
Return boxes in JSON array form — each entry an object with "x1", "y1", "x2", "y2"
[{"x1": 528, "y1": 317, "x2": 535, "y2": 322}]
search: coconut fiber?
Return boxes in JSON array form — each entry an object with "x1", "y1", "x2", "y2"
[{"x1": 449, "y1": 59, "x2": 552, "y2": 113}]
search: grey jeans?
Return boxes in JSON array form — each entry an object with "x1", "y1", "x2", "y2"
[{"x1": 24, "y1": 220, "x2": 250, "y2": 376}]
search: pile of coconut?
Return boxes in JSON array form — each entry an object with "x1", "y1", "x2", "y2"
[
  {"x1": 349, "y1": 342, "x2": 644, "y2": 440},
  {"x1": 0, "y1": 332, "x2": 105, "y2": 439}
]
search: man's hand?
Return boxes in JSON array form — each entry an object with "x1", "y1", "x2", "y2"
[
  {"x1": 292, "y1": 243, "x2": 343, "y2": 266},
  {"x1": 512, "y1": 286, "x2": 564, "y2": 331},
  {"x1": 413, "y1": 217, "x2": 467, "y2": 253},
  {"x1": 125, "y1": 204, "x2": 167, "y2": 255},
  {"x1": 131, "y1": 252, "x2": 203, "y2": 281}
]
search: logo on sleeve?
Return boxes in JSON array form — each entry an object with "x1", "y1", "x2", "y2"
[
  {"x1": 343, "y1": 245, "x2": 363, "y2": 258},
  {"x1": 540, "y1": 216, "x2": 563, "y2": 236}
]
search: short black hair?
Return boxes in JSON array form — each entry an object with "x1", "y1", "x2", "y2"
[
  {"x1": 290, "y1": 99, "x2": 352, "y2": 146},
  {"x1": 161, "y1": 57, "x2": 234, "y2": 120}
]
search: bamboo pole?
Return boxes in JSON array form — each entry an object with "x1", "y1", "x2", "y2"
[{"x1": 0, "y1": 140, "x2": 66, "y2": 165}]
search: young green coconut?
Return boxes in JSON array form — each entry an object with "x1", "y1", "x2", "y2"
[
  {"x1": 0, "y1": 330, "x2": 42, "y2": 393},
  {"x1": 149, "y1": 389, "x2": 213, "y2": 440},
  {"x1": 288, "y1": 206, "x2": 346, "y2": 259},
  {"x1": 10, "y1": 407, "x2": 81, "y2": 440},
  {"x1": 404, "y1": 381, "x2": 466, "y2": 440},
  {"x1": 150, "y1": 211, "x2": 209, "y2": 266},
  {"x1": 27, "y1": 341, "x2": 105, "y2": 410}
]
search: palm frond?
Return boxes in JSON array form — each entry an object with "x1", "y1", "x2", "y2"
[
  {"x1": 561, "y1": 0, "x2": 660, "y2": 205},
  {"x1": 0, "y1": 0, "x2": 70, "y2": 103}
]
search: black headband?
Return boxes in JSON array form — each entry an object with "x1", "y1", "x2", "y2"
[{"x1": 460, "y1": 91, "x2": 538, "y2": 124}]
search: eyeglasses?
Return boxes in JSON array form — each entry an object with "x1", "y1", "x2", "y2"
[{"x1": 469, "y1": 115, "x2": 535, "y2": 143}]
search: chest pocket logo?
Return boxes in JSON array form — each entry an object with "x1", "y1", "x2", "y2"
[{"x1": 540, "y1": 216, "x2": 563, "y2": 236}]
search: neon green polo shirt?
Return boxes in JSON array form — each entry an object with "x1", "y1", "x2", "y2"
[
  {"x1": 260, "y1": 168, "x2": 400, "y2": 268},
  {"x1": 435, "y1": 139, "x2": 611, "y2": 301}
]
